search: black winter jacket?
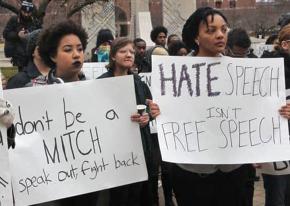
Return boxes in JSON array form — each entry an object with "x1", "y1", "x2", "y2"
[
  {"x1": 6, "y1": 61, "x2": 42, "y2": 89},
  {"x1": 3, "y1": 15, "x2": 41, "y2": 68}
]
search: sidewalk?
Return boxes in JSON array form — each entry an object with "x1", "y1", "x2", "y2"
[{"x1": 253, "y1": 173, "x2": 265, "y2": 206}]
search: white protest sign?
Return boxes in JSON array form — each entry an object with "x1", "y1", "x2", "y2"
[
  {"x1": 0, "y1": 73, "x2": 13, "y2": 206},
  {"x1": 81, "y1": 64, "x2": 156, "y2": 134},
  {"x1": 5, "y1": 76, "x2": 147, "y2": 206},
  {"x1": 81, "y1": 62, "x2": 107, "y2": 79},
  {"x1": 81, "y1": 62, "x2": 153, "y2": 90},
  {"x1": 252, "y1": 43, "x2": 274, "y2": 57},
  {"x1": 139, "y1": 73, "x2": 152, "y2": 90},
  {"x1": 151, "y1": 55, "x2": 289, "y2": 164}
]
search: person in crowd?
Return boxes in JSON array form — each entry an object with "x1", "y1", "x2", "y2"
[
  {"x1": 260, "y1": 23, "x2": 290, "y2": 206},
  {"x1": 91, "y1": 29, "x2": 114, "y2": 62},
  {"x1": 22, "y1": 20, "x2": 96, "y2": 206},
  {"x1": 173, "y1": 7, "x2": 290, "y2": 206},
  {"x1": 3, "y1": 0, "x2": 41, "y2": 71},
  {"x1": 168, "y1": 40, "x2": 189, "y2": 56},
  {"x1": 133, "y1": 38, "x2": 149, "y2": 73},
  {"x1": 142, "y1": 46, "x2": 168, "y2": 73},
  {"x1": 6, "y1": 29, "x2": 50, "y2": 89},
  {"x1": 166, "y1": 34, "x2": 180, "y2": 49},
  {"x1": 152, "y1": 39, "x2": 190, "y2": 206},
  {"x1": 225, "y1": 27, "x2": 258, "y2": 206},
  {"x1": 98, "y1": 37, "x2": 160, "y2": 206},
  {"x1": 143, "y1": 46, "x2": 171, "y2": 206},
  {"x1": 226, "y1": 28, "x2": 252, "y2": 58},
  {"x1": 150, "y1": 26, "x2": 168, "y2": 47}
]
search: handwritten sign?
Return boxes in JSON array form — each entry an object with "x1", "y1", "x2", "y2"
[
  {"x1": 81, "y1": 63, "x2": 155, "y2": 134},
  {"x1": 81, "y1": 62, "x2": 108, "y2": 79},
  {"x1": 252, "y1": 43, "x2": 274, "y2": 57},
  {"x1": 82, "y1": 63, "x2": 152, "y2": 88},
  {"x1": 5, "y1": 76, "x2": 147, "y2": 206},
  {"x1": 151, "y1": 55, "x2": 289, "y2": 164}
]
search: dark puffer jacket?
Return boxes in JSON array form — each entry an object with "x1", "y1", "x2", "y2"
[{"x1": 3, "y1": 15, "x2": 41, "y2": 69}]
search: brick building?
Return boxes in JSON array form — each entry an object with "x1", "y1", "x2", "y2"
[
  {"x1": 1, "y1": 0, "x2": 289, "y2": 44},
  {"x1": 196, "y1": 0, "x2": 256, "y2": 9}
]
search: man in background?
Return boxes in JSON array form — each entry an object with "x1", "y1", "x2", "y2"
[{"x1": 3, "y1": 0, "x2": 41, "y2": 71}]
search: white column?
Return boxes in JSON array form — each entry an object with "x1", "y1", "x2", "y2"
[
  {"x1": 130, "y1": 0, "x2": 150, "y2": 39},
  {"x1": 163, "y1": 0, "x2": 197, "y2": 36}
]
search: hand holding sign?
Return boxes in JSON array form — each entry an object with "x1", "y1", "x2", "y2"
[
  {"x1": 0, "y1": 98, "x2": 14, "y2": 128},
  {"x1": 131, "y1": 112, "x2": 149, "y2": 128},
  {"x1": 146, "y1": 99, "x2": 160, "y2": 119},
  {"x1": 279, "y1": 103, "x2": 290, "y2": 119},
  {"x1": 151, "y1": 55, "x2": 290, "y2": 164}
]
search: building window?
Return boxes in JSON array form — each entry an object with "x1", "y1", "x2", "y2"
[
  {"x1": 229, "y1": 0, "x2": 236, "y2": 8},
  {"x1": 215, "y1": 0, "x2": 223, "y2": 8}
]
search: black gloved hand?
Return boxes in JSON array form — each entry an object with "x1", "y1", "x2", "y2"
[{"x1": 7, "y1": 124, "x2": 15, "y2": 149}]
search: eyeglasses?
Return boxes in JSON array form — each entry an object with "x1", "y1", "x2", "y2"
[{"x1": 227, "y1": 47, "x2": 251, "y2": 58}]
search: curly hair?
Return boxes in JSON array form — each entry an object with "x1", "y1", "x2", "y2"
[
  {"x1": 168, "y1": 40, "x2": 189, "y2": 56},
  {"x1": 38, "y1": 20, "x2": 88, "y2": 69},
  {"x1": 133, "y1": 38, "x2": 146, "y2": 45},
  {"x1": 182, "y1": 7, "x2": 228, "y2": 53},
  {"x1": 96, "y1": 29, "x2": 114, "y2": 48},
  {"x1": 227, "y1": 28, "x2": 251, "y2": 49},
  {"x1": 150, "y1": 26, "x2": 168, "y2": 42}
]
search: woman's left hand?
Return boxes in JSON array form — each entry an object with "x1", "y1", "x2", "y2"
[
  {"x1": 131, "y1": 113, "x2": 149, "y2": 128},
  {"x1": 279, "y1": 103, "x2": 290, "y2": 119}
]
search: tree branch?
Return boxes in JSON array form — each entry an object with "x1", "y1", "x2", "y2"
[
  {"x1": 67, "y1": 0, "x2": 109, "y2": 18},
  {"x1": 36, "y1": 0, "x2": 52, "y2": 23},
  {"x1": 0, "y1": 0, "x2": 19, "y2": 14}
]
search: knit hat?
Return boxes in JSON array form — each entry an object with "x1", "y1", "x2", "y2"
[
  {"x1": 21, "y1": 1, "x2": 34, "y2": 13},
  {"x1": 26, "y1": 29, "x2": 41, "y2": 58},
  {"x1": 96, "y1": 29, "x2": 114, "y2": 48}
]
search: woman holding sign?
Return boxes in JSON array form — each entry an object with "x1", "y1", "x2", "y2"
[
  {"x1": 261, "y1": 23, "x2": 290, "y2": 206},
  {"x1": 30, "y1": 20, "x2": 98, "y2": 206},
  {"x1": 171, "y1": 7, "x2": 290, "y2": 206},
  {"x1": 98, "y1": 37, "x2": 160, "y2": 206}
]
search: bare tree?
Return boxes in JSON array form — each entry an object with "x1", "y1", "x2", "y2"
[{"x1": 0, "y1": 0, "x2": 109, "y2": 24}]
